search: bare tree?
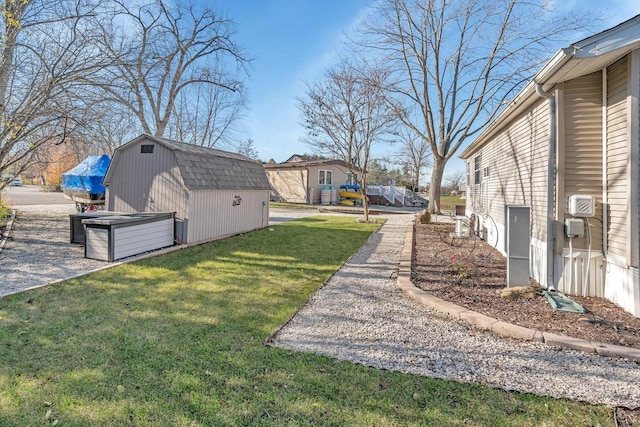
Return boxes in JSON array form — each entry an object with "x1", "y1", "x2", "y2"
[
  {"x1": 91, "y1": 0, "x2": 250, "y2": 142},
  {"x1": 359, "y1": 0, "x2": 593, "y2": 213},
  {"x1": 168, "y1": 80, "x2": 247, "y2": 148},
  {"x1": 0, "y1": 0, "x2": 105, "y2": 190},
  {"x1": 235, "y1": 138, "x2": 260, "y2": 161},
  {"x1": 395, "y1": 127, "x2": 430, "y2": 191},
  {"x1": 445, "y1": 169, "x2": 466, "y2": 193},
  {"x1": 299, "y1": 60, "x2": 399, "y2": 222},
  {"x1": 82, "y1": 103, "x2": 138, "y2": 156}
]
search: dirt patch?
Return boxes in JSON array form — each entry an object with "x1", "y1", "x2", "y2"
[{"x1": 411, "y1": 222, "x2": 640, "y2": 350}]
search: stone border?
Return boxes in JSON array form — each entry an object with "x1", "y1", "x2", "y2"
[{"x1": 397, "y1": 222, "x2": 640, "y2": 362}]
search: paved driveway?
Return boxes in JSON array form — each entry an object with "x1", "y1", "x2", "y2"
[{"x1": 2, "y1": 184, "x2": 74, "y2": 205}]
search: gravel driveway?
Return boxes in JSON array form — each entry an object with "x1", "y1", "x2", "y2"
[
  {"x1": 0, "y1": 204, "x2": 108, "y2": 297},
  {"x1": 0, "y1": 205, "x2": 336, "y2": 297}
]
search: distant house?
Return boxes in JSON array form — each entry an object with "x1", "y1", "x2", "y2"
[
  {"x1": 264, "y1": 155, "x2": 358, "y2": 204},
  {"x1": 459, "y1": 15, "x2": 640, "y2": 316},
  {"x1": 102, "y1": 134, "x2": 271, "y2": 245}
]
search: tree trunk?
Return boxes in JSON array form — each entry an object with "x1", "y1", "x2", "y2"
[
  {"x1": 362, "y1": 175, "x2": 369, "y2": 223},
  {"x1": 429, "y1": 158, "x2": 444, "y2": 214}
]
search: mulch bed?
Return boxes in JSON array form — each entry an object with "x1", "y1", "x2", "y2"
[
  {"x1": 412, "y1": 221, "x2": 640, "y2": 424},
  {"x1": 411, "y1": 222, "x2": 640, "y2": 350}
]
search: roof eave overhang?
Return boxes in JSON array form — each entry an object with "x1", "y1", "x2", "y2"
[{"x1": 459, "y1": 14, "x2": 640, "y2": 160}]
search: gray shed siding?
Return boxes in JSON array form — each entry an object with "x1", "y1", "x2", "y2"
[
  {"x1": 187, "y1": 190, "x2": 269, "y2": 244},
  {"x1": 106, "y1": 141, "x2": 188, "y2": 219}
]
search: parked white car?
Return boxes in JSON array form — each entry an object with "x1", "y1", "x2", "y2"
[{"x1": 10, "y1": 177, "x2": 22, "y2": 186}]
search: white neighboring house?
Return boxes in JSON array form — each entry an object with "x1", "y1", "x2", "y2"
[{"x1": 460, "y1": 15, "x2": 640, "y2": 316}]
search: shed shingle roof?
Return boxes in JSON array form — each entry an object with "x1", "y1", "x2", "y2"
[{"x1": 113, "y1": 135, "x2": 270, "y2": 191}]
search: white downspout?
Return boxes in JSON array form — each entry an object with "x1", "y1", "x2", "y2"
[
  {"x1": 536, "y1": 84, "x2": 557, "y2": 290},
  {"x1": 602, "y1": 68, "x2": 608, "y2": 259}
]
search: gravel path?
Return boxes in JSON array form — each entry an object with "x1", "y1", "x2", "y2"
[{"x1": 270, "y1": 214, "x2": 640, "y2": 408}]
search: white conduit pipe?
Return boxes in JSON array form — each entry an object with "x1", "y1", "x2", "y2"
[{"x1": 584, "y1": 218, "x2": 593, "y2": 297}]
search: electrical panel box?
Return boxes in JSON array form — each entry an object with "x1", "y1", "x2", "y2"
[
  {"x1": 568, "y1": 195, "x2": 595, "y2": 217},
  {"x1": 505, "y1": 205, "x2": 530, "y2": 287},
  {"x1": 565, "y1": 218, "x2": 585, "y2": 238}
]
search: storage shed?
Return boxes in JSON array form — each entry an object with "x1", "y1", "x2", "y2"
[{"x1": 102, "y1": 135, "x2": 271, "y2": 245}]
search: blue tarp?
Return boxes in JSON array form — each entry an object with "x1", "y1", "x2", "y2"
[{"x1": 62, "y1": 155, "x2": 110, "y2": 195}]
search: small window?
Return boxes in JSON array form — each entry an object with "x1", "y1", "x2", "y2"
[
  {"x1": 483, "y1": 166, "x2": 490, "y2": 179},
  {"x1": 319, "y1": 170, "x2": 332, "y2": 185},
  {"x1": 474, "y1": 156, "x2": 481, "y2": 185},
  {"x1": 141, "y1": 144, "x2": 154, "y2": 154}
]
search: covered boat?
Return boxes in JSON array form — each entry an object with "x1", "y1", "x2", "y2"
[{"x1": 62, "y1": 155, "x2": 110, "y2": 212}]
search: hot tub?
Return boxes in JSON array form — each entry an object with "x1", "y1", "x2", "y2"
[{"x1": 82, "y1": 212, "x2": 175, "y2": 261}]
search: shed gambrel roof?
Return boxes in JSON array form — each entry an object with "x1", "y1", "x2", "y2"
[{"x1": 105, "y1": 135, "x2": 270, "y2": 191}]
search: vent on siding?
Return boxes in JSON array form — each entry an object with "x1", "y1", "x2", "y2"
[
  {"x1": 568, "y1": 195, "x2": 595, "y2": 217},
  {"x1": 141, "y1": 144, "x2": 154, "y2": 154}
]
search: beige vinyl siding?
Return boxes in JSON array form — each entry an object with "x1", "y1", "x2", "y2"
[
  {"x1": 563, "y1": 72, "x2": 603, "y2": 251},
  {"x1": 476, "y1": 99, "x2": 550, "y2": 243},
  {"x1": 606, "y1": 56, "x2": 628, "y2": 259},
  {"x1": 307, "y1": 164, "x2": 351, "y2": 204},
  {"x1": 266, "y1": 168, "x2": 308, "y2": 203}
]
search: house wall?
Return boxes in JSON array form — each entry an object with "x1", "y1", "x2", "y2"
[
  {"x1": 602, "y1": 52, "x2": 640, "y2": 316},
  {"x1": 186, "y1": 189, "x2": 270, "y2": 245},
  {"x1": 553, "y1": 72, "x2": 607, "y2": 296},
  {"x1": 467, "y1": 51, "x2": 640, "y2": 315},
  {"x1": 467, "y1": 99, "x2": 550, "y2": 285},
  {"x1": 266, "y1": 168, "x2": 308, "y2": 203},
  {"x1": 306, "y1": 164, "x2": 352, "y2": 204},
  {"x1": 561, "y1": 72, "x2": 604, "y2": 251},
  {"x1": 606, "y1": 56, "x2": 630, "y2": 261},
  {"x1": 106, "y1": 140, "x2": 188, "y2": 219}
]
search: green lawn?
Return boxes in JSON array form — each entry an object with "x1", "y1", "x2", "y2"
[
  {"x1": 0, "y1": 216, "x2": 612, "y2": 426},
  {"x1": 270, "y1": 201, "x2": 317, "y2": 210},
  {"x1": 438, "y1": 195, "x2": 465, "y2": 211}
]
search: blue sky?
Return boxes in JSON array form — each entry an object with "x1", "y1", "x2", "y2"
[{"x1": 218, "y1": 0, "x2": 640, "y2": 177}]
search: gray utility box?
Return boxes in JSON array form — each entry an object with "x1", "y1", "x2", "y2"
[
  {"x1": 83, "y1": 212, "x2": 174, "y2": 262},
  {"x1": 505, "y1": 205, "x2": 530, "y2": 287}
]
